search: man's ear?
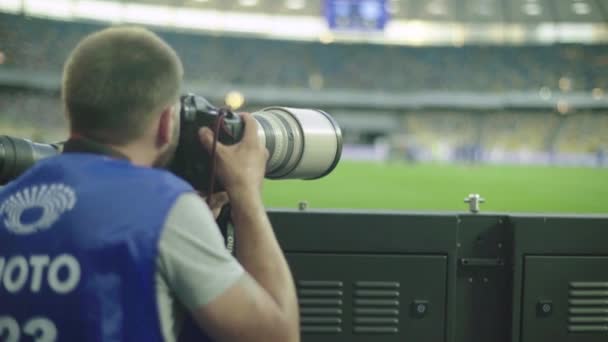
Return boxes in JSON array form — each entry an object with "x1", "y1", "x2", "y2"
[{"x1": 156, "y1": 106, "x2": 174, "y2": 147}]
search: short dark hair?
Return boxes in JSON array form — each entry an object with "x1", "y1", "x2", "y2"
[{"x1": 62, "y1": 26, "x2": 183, "y2": 145}]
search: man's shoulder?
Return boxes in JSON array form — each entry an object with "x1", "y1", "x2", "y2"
[
  {"x1": 164, "y1": 193, "x2": 214, "y2": 228},
  {"x1": 1, "y1": 154, "x2": 194, "y2": 211},
  {"x1": 55, "y1": 153, "x2": 193, "y2": 191}
]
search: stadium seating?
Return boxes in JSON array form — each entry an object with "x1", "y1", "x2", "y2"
[
  {"x1": 554, "y1": 113, "x2": 608, "y2": 153},
  {"x1": 479, "y1": 112, "x2": 560, "y2": 152},
  {"x1": 0, "y1": 91, "x2": 66, "y2": 142},
  {"x1": 2, "y1": 13, "x2": 608, "y2": 92},
  {"x1": 1, "y1": 14, "x2": 607, "y2": 166},
  {"x1": 3, "y1": 89, "x2": 606, "y2": 159}
]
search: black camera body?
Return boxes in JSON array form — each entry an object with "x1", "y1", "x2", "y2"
[{"x1": 169, "y1": 94, "x2": 245, "y2": 193}]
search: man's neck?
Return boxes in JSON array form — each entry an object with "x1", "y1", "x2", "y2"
[{"x1": 63, "y1": 137, "x2": 155, "y2": 167}]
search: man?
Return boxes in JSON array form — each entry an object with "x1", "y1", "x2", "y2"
[{"x1": 0, "y1": 27, "x2": 299, "y2": 341}]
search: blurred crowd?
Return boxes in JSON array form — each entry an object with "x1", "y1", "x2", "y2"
[
  {"x1": 2, "y1": 13, "x2": 608, "y2": 92},
  {"x1": 1, "y1": 90, "x2": 606, "y2": 166},
  {"x1": 1, "y1": 14, "x2": 607, "y2": 167},
  {"x1": 0, "y1": 91, "x2": 66, "y2": 142},
  {"x1": 400, "y1": 111, "x2": 608, "y2": 166}
]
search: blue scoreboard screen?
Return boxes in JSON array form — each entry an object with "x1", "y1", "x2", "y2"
[{"x1": 324, "y1": 0, "x2": 389, "y2": 31}]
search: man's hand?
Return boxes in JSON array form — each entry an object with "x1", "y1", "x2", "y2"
[
  {"x1": 195, "y1": 112, "x2": 300, "y2": 342},
  {"x1": 198, "y1": 113, "x2": 269, "y2": 201}
]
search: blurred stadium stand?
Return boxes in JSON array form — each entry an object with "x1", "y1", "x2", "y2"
[
  {"x1": 2, "y1": 13, "x2": 608, "y2": 92},
  {"x1": 0, "y1": 9, "x2": 607, "y2": 167}
]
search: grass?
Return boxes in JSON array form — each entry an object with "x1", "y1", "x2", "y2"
[{"x1": 262, "y1": 161, "x2": 608, "y2": 214}]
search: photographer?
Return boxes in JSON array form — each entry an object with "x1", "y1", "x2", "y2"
[{"x1": 0, "y1": 27, "x2": 299, "y2": 342}]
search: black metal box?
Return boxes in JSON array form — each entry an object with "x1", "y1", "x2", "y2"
[
  {"x1": 287, "y1": 253, "x2": 447, "y2": 342},
  {"x1": 521, "y1": 256, "x2": 608, "y2": 342}
]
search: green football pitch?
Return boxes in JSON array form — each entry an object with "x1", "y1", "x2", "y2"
[{"x1": 263, "y1": 161, "x2": 608, "y2": 214}]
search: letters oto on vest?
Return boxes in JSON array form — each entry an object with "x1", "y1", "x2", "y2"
[{"x1": 0, "y1": 254, "x2": 81, "y2": 294}]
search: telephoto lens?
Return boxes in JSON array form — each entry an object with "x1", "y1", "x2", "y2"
[
  {"x1": 0, "y1": 136, "x2": 61, "y2": 185},
  {"x1": 170, "y1": 94, "x2": 343, "y2": 193},
  {"x1": 252, "y1": 107, "x2": 342, "y2": 180}
]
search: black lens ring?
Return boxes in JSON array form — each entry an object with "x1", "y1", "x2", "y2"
[
  {"x1": 0, "y1": 137, "x2": 6, "y2": 176},
  {"x1": 0, "y1": 136, "x2": 17, "y2": 183},
  {"x1": 305, "y1": 110, "x2": 343, "y2": 180}
]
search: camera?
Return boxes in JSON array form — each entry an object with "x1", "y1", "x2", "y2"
[{"x1": 0, "y1": 94, "x2": 343, "y2": 192}]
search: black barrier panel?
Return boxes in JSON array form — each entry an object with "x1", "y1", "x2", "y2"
[
  {"x1": 511, "y1": 215, "x2": 608, "y2": 342},
  {"x1": 522, "y1": 256, "x2": 608, "y2": 342},
  {"x1": 268, "y1": 210, "x2": 608, "y2": 342},
  {"x1": 287, "y1": 253, "x2": 447, "y2": 342},
  {"x1": 453, "y1": 215, "x2": 513, "y2": 342}
]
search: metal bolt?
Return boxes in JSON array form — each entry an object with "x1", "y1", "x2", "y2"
[
  {"x1": 411, "y1": 301, "x2": 429, "y2": 318},
  {"x1": 456, "y1": 242, "x2": 462, "y2": 248},
  {"x1": 483, "y1": 277, "x2": 489, "y2": 283},
  {"x1": 464, "y1": 194, "x2": 485, "y2": 214},
  {"x1": 468, "y1": 277, "x2": 473, "y2": 283},
  {"x1": 537, "y1": 301, "x2": 553, "y2": 317},
  {"x1": 497, "y1": 243, "x2": 503, "y2": 249}
]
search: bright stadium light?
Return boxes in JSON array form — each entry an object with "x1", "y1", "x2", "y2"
[
  {"x1": 123, "y1": 3, "x2": 172, "y2": 26},
  {"x1": 2, "y1": 0, "x2": 606, "y2": 46},
  {"x1": 535, "y1": 23, "x2": 557, "y2": 43},
  {"x1": 75, "y1": 1, "x2": 122, "y2": 22},
  {"x1": 225, "y1": 91, "x2": 245, "y2": 110},
  {"x1": 572, "y1": 2, "x2": 590, "y2": 15},
  {"x1": 174, "y1": 8, "x2": 221, "y2": 31},
  {"x1": 523, "y1": 3, "x2": 542, "y2": 16},
  {"x1": 24, "y1": 0, "x2": 72, "y2": 19},
  {"x1": 557, "y1": 100, "x2": 570, "y2": 115},
  {"x1": 451, "y1": 26, "x2": 466, "y2": 47},
  {"x1": 0, "y1": 0, "x2": 21, "y2": 13},
  {"x1": 402, "y1": 21, "x2": 434, "y2": 45},
  {"x1": 592, "y1": 88, "x2": 604, "y2": 100},
  {"x1": 319, "y1": 32, "x2": 334, "y2": 44},
  {"x1": 559, "y1": 77, "x2": 572, "y2": 92},
  {"x1": 238, "y1": 0, "x2": 258, "y2": 7},
  {"x1": 285, "y1": 0, "x2": 305, "y2": 10},
  {"x1": 308, "y1": 73, "x2": 324, "y2": 90}
]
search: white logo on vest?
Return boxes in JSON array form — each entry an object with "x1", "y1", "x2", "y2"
[{"x1": 0, "y1": 184, "x2": 76, "y2": 235}]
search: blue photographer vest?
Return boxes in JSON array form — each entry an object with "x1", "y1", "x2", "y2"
[{"x1": 0, "y1": 153, "x2": 211, "y2": 341}]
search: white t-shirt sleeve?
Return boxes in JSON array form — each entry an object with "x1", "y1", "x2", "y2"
[{"x1": 156, "y1": 192, "x2": 244, "y2": 310}]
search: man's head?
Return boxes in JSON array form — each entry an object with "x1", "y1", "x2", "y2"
[{"x1": 62, "y1": 26, "x2": 183, "y2": 166}]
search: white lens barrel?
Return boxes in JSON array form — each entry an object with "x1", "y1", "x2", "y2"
[{"x1": 253, "y1": 107, "x2": 342, "y2": 180}]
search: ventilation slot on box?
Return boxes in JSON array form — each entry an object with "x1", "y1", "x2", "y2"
[
  {"x1": 353, "y1": 281, "x2": 400, "y2": 334},
  {"x1": 568, "y1": 281, "x2": 608, "y2": 333},
  {"x1": 298, "y1": 280, "x2": 344, "y2": 334}
]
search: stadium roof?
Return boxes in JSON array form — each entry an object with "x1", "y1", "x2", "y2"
[
  {"x1": 135, "y1": 0, "x2": 608, "y2": 23},
  {"x1": 1, "y1": 0, "x2": 608, "y2": 45}
]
